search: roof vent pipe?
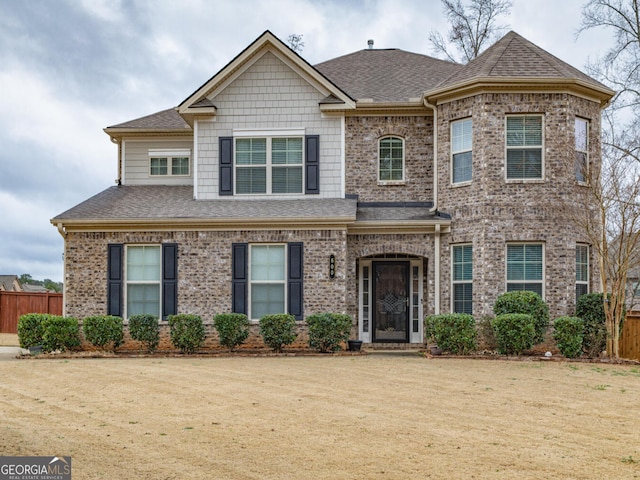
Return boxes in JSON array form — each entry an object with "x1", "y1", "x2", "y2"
[{"x1": 367, "y1": 39, "x2": 374, "y2": 49}]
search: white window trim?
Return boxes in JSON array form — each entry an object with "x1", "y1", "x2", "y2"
[
  {"x1": 148, "y1": 149, "x2": 191, "y2": 177},
  {"x1": 377, "y1": 136, "x2": 405, "y2": 185},
  {"x1": 124, "y1": 245, "x2": 162, "y2": 320},
  {"x1": 505, "y1": 242, "x2": 545, "y2": 299},
  {"x1": 234, "y1": 136, "x2": 304, "y2": 196},
  {"x1": 505, "y1": 114, "x2": 545, "y2": 182},
  {"x1": 451, "y1": 244, "x2": 473, "y2": 314},
  {"x1": 576, "y1": 243, "x2": 590, "y2": 296},
  {"x1": 575, "y1": 117, "x2": 589, "y2": 184},
  {"x1": 451, "y1": 118, "x2": 473, "y2": 186},
  {"x1": 248, "y1": 244, "x2": 288, "y2": 321}
]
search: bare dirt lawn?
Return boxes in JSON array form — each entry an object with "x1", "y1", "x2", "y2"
[{"x1": 1, "y1": 354, "x2": 640, "y2": 479}]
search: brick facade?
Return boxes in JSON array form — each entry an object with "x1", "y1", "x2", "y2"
[{"x1": 345, "y1": 115, "x2": 433, "y2": 201}]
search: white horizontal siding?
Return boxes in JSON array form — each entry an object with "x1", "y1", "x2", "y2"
[{"x1": 123, "y1": 138, "x2": 194, "y2": 186}]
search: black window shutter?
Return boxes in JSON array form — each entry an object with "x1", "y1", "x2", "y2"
[
  {"x1": 219, "y1": 136, "x2": 234, "y2": 195},
  {"x1": 305, "y1": 135, "x2": 319, "y2": 194},
  {"x1": 162, "y1": 243, "x2": 178, "y2": 319},
  {"x1": 107, "y1": 244, "x2": 123, "y2": 317},
  {"x1": 288, "y1": 242, "x2": 304, "y2": 320},
  {"x1": 232, "y1": 243, "x2": 248, "y2": 314}
]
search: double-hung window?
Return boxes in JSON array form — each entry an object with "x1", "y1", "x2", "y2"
[
  {"x1": 506, "y1": 115, "x2": 543, "y2": 180},
  {"x1": 576, "y1": 244, "x2": 589, "y2": 303},
  {"x1": 148, "y1": 149, "x2": 190, "y2": 176},
  {"x1": 452, "y1": 244, "x2": 473, "y2": 314},
  {"x1": 126, "y1": 245, "x2": 161, "y2": 317},
  {"x1": 249, "y1": 245, "x2": 286, "y2": 319},
  {"x1": 451, "y1": 119, "x2": 472, "y2": 184},
  {"x1": 575, "y1": 118, "x2": 589, "y2": 183},
  {"x1": 236, "y1": 137, "x2": 303, "y2": 194},
  {"x1": 506, "y1": 243, "x2": 544, "y2": 298},
  {"x1": 378, "y1": 136, "x2": 404, "y2": 182}
]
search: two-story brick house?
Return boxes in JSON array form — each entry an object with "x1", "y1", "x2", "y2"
[{"x1": 51, "y1": 30, "x2": 614, "y2": 347}]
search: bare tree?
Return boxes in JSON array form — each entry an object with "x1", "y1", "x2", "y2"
[
  {"x1": 577, "y1": 0, "x2": 640, "y2": 358},
  {"x1": 429, "y1": 0, "x2": 512, "y2": 63},
  {"x1": 287, "y1": 34, "x2": 304, "y2": 53}
]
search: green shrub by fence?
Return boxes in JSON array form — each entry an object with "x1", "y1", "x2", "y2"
[
  {"x1": 553, "y1": 316, "x2": 584, "y2": 358},
  {"x1": 42, "y1": 316, "x2": 81, "y2": 353},
  {"x1": 17, "y1": 313, "x2": 50, "y2": 348},
  {"x1": 575, "y1": 293, "x2": 608, "y2": 357}
]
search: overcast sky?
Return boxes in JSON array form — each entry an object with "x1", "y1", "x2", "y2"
[{"x1": 0, "y1": 0, "x2": 612, "y2": 283}]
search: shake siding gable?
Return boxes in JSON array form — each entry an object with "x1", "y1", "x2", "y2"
[{"x1": 196, "y1": 51, "x2": 343, "y2": 199}]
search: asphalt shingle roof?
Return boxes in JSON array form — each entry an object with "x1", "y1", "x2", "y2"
[
  {"x1": 315, "y1": 49, "x2": 461, "y2": 103},
  {"x1": 437, "y1": 31, "x2": 611, "y2": 92},
  {"x1": 52, "y1": 186, "x2": 357, "y2": 221},
  {"x1": 107, "y1": 108, "x2": 190, "y2": 130}
]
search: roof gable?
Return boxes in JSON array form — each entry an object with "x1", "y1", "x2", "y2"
[{"x1": 178, "y1": 30, "x2": 354, "y2": 117}]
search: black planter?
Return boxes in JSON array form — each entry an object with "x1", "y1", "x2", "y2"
[
  {"x1": 348, "y1": 340, "x2": 363, "y2": 352},
  {"x1": 29, "y1": 345, "x2": 43, "y2": 355}
]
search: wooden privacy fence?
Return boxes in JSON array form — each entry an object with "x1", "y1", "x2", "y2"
[
  {"x1": 0, "y1": 291, "x2": 63, "y2": 334},
  {"x1": 620, "y1": 310, "x2": 640, "y2": 361}
]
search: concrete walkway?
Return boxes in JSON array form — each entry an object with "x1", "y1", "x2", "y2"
[{"x1": 0, "y1": 333, "x2": 28, "y2": 360}]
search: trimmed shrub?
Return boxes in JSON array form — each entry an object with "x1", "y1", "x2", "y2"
[
  {"x1": 128, "y1": 314, "x2": 160, "y2": 353},
  {"x1": 42, "y1": 316, "x2": 81, "y2": 353},
  {"x1": 83, "y1": 315, "x2": 124, "y2": 351},
  {"x1": 17, "y1": 313, "x2": 49, "y2": 348},
  {"x1": 476, "y1": 315, "x2": 498, "y2": 351},
  {"x1": 259, "y1": 314, "x2": 297, "y2": 353},
  {"x1": 576, "y1": 293, "x2": 607, "y2": 357},
  {"x1": 493, "y1": 291, "x2": 549, "y2": 343},
  {"x1": 424, "y1": 313, "x2": 477, "y2": 354},
  {"x1": 491, "y1": 313, "x2": 535, "y2": 355},
  {"x1": 306, "y1": 313, "x2": 352, "y2": 353},
  {"x1": 168, "y1": 314, "x2": 205, "y2": 354},
  {"x1": 213, "y1": 313, "x2": 250, "y2": 351},
  {"x1": 553, "y1": 316, "x2": 584, "y2": 358}
]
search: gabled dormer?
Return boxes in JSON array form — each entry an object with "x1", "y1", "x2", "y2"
[{"x1": 177, "y1": 30, "x2": 355, "y2": 200}]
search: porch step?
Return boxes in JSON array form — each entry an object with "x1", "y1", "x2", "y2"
[{"x1": 364, "y1": 343, "x2": 425, "y2": 352}]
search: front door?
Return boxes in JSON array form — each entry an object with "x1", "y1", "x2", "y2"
[{"x1": 372, "y1": 261, "x2": 409, "y2": 342}]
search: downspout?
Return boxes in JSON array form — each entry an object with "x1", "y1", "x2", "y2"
[
  {"x1": 424, "y1": 96, "x2": 441, "y2": 314},
  {"x1": 110, "y1": 136, "x2": 122, "y2": 185},
  {"x1": 56, "y1": 223, "x2": 67, "y2": 317},
  {"x1": 423, "y1": 97, "x2": 438, "y2": 213}
]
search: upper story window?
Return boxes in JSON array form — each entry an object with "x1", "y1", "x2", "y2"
[
  {"x1": 148, "y1": 149, "x2": 190, "y2": 176},
  {"x1": 506, "y1": 243, "x2": 544, "y2": 298},
  {"x1": 378, "y1": 136, "x2": 404, "y2": 183},
  {"x1": 506, "y1": 115, "x2": 543, "y2": 180},
  {"x1": 451, "y1": 118, "x2": 472, "y2": 184},
  {"x1": 235, "y1": 136, "x2": 303, "y2": 194},
  {"x1": 575, "y1": 118, "x2": 589, "y2": 183},
  {"x1": 576, "y1": 244, "x2": 589, "y2": 304}
]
